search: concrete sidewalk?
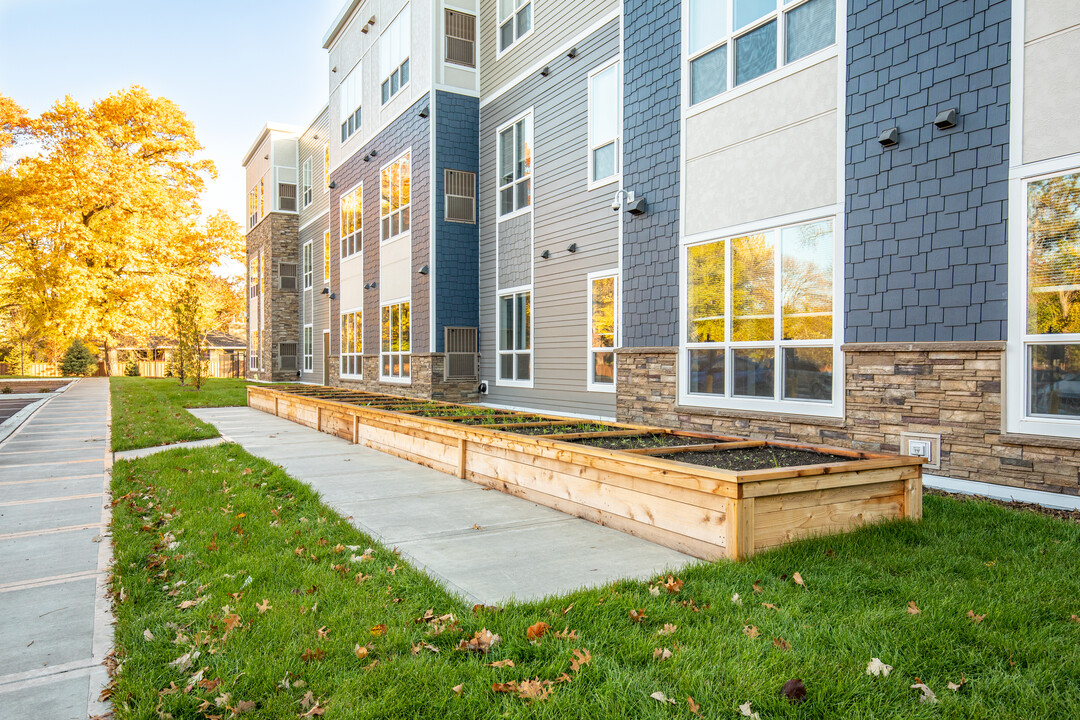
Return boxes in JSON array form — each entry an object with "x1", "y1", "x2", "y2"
[
  {"x1": 190, "y1": 407, "x2": 695, "y2": 605},
  {"x1": 0, "y1": 378, "x2": 112, "y2": 720}
]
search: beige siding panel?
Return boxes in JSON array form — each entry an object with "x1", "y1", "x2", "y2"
[
  {"x1": 478, "y1": 0, "x2": 617, "y2": 99},
  {"x1": 1026, "y1": 0, "x2": 1080, "y2": 42},
  {"x1": 380, "y1": 234, "x2": 412, "y2": 302},
  {"x1": 684, "y1": 112, "x2": 838, "y2": 235},
  {"x1": 1023, "y1": 25, "x2": 1080, "y2": 164}
]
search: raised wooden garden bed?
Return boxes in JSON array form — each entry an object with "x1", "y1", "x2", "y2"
[{"x1": 248, "y1": 385, "x2": 923, "y2": 561}]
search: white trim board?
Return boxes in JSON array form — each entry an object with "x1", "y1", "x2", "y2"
[{"x1": 923, "y1": 473, "x2": 1080, "y2": 512}]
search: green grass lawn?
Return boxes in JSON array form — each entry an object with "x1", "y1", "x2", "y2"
[
  {"x1": 110, "y1": 377, "x2": 254, "y2": 452},
  {"x1": 109, "y1": 444, "x2": 1080, "y2": 719}
]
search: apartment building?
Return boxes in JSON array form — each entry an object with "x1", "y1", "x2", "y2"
[{"x1": 245, "y1": 0, "x2": 1080, "y2": 501}]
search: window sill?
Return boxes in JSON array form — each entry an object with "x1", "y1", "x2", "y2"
[{"x1": 496, "y1": 378, "x2": 534, "y2": 389}]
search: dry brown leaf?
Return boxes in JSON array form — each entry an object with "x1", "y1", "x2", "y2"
[
  {"x1": 743, "y1": 625, "x2": 760, "y2": 638},
  {"x1": 562, "y1": 603, "x2": 574, "y2": 615},
  {"x1": 793, "y1": 571, "x2": 805, "y2": 588},
  {"x1": 1071, "y1": 614, "x2": 1080, "y2": 624},
  {"x1": 866, "y1": 658, "x2": 892, "y2": 677},
  {"x1": 316, "y1": 538, "x2": 328, "y2": 547},
  {"x1": 739, "y1": 701, "x2": 761, "y2": 719},
  {"x1": 648, "y1": 585, "x2": 661, "y2": 597},
  {"x1": 491, "y1": 681, "x2": 518, "y2": 694},
  {"x1": 411, "y1": 642, "x2": 440, "y2": 655},
  {"x1": 517, "y1": 678, "x2": 552, "y2": 701},
  {"x1": 300, "y1": 648, "x2": 325, "y2": 662},
  {"x1": 234, "y1": 699, "x2": 256, "y2": 714},
  {"x1": 772, "y1": 636, "x2": 791, "y2": 651},
  {"x1": 967, "y1": 610, "x2": 986, "y2": 624},
  {"x1": 553, "y1": 626, "x2": 578, "y2": 640},
  {"x1": 158, "y1": 682, "x2": 181, "y2": 697},
  {"x1": 662, "y1": 576, "x2": 684, "y2": 594},
  {"x1": 688, "y1": 696, "x2": 702, "y2": 717},
  {"x1": 370, "y1": 624, "x2": 387, "y2": 637},
  {"x1": 911, "y1": 682, "x2": 938, "y2": 704},
  {"x1": 629, "y1": 609, "x2": 647, "y2": 623},
  {"x1": 458, "y1": 628, "x2": 501, "y2": 654},
  {"x1": 353, "y1": 643, "x2": 373, "y2": 659},
  {"x1": 752, "y1": 581, "x2": 764, "y2": 594},
  {"x1": 907, "y1": 601, "x2": 920, "y2": 615},
  {"x1": 333, "y1": 544, "x2": 345, "y2": 554},
  {"x1": 221, "y1": 613, "x2": 241, "y2": 637},
  {"x1": 947, "y1": 677, "x2": 967, "y2": 692},
  {"x1": 452, "y1": 683, "x2": 464, "y2": 696},
  {"x1": 762, "y1": 602, "x2": 779, "y2": 611},
  {"x1": 731, "y1": 593, "x2": 742, "y2": 606},
  {"x1": 526, "y1": 621, "x2": 549, "y2": 642},
  {"x1": 143, "y1": 629, "x2": 154, "y2": 641},
  {"x1": 653, "y1": 647, "x2": 673, "y2": 662},
  {"x1": 570, "y1": 648, "x2": 592, "y2": 671},
  {"x1": 316, "y1": 626, "x2": 331, "y2": 640},
  {"x1": 256, "y1": 599, "x2": 272, "y2": 614},
  {"x1": 471, "y1": 604, "x2": 500, "y2": 613},
  {"x1": 387, "y1": 564, "x2": 398, "y2": 575},
  {"x1": 488, "y1": 659, "x2": 515, "y2": 668},
  {"x1": 657, "y1": 623, "x2": 677, "y2": 636},
  {"x1": 650, "y1": 691, "x2": 676, "y2": 705},
  {"x1": 199, "y1": 678, "x2": 223, "y2": 693},
  {"x1": 355, "y1": 573, "x2": 370, "y2": 584}
]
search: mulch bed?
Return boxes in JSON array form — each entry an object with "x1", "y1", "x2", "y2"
[
  {"x1": 658, "y1": 445, "x2": 854, "y2": 472},
  {"x1": 926, "y1": 488, "x2": 1080, "y2": 524}
]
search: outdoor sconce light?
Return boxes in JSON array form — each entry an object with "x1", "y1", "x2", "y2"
[
  {"x1": 264, "y1": 154, "x2": 269, "y2": 160},
  {"x1": 611, "y1": 189, "x2": 647, "y2": 216},
  {"x1": 364, "y1": 283, "x2": 370, "y2": 289},
  {"x1": 321, "y1": 288, "x2": 329, "y2": 295},
  {"x1": 567, "y1": 47, "x2": 577, "y2": 59},
  {"x1": 329, "y1": 181, "x2": 337, "y2": 189},
  {"x1": 567, "y1": 243, "x2": 578, "y2": 253},
  {"x1": 363, "y1": 155, "x2": 371, "y2": 162},
  {"x1": 361, "y1": 17, "x2": 375, "y2": 34},
  {"x1": 332, "y1": 66, "x2": 338, "y2": 73},
  {"x1": 540, "y1": 250, "x2": 550, "y2": 259},
  {"x1": 329, "y1": 292, "x2": 337, "y2": 300},
  {"x1": 419, "y1": 106, "x2": 430, "y2": 118},
  {"x1": 370, "y1": 281, "x2": 378, "y2": 288},
  {"x1": 878, "y1": 127, "x2": 899, "y2": 148},
  {"x1": 361, "y1": 26, "x2": 369, "y2": 33},
  {"x1": 370, "y1": 150, "x2": 377, "y2": 157},
  {"x1": 540, "y1": 66, "x2": 550, "y2": 77},
  {"x1": 418, "y1": 265, "x2": 430, "y2": 275},
  {"x1": 934, "y1": 108, "x2": 958, "y2": 130}
]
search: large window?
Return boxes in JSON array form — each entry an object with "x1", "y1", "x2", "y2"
[
  {"x1": 340, "y1": 184, "x2": 362, "y2": 258},
  {"x1": 303, "y1": 325, "x2": 313, "y2": 372},
  {"x1": 339, "y1": 63, "x2": 362, "y2": 142},
  {"x1": 498, "y1": 114, "x2": 532, "y2": 216},
  {"x1": 302, "y1": 240, "x2": 313, "y2": 289},
  {"x1": 249, "y1": 330, "x2": 259, "y2": 371},
  {"x1": 1022, "y1": 170, "x2": 1080, "y2": 422},
  {"x1": 381, "y1": 152, "x2": 411, "y2": 240},
  {"x1": 381, "y1": 301, "x2": 410, "y2": 380},
  {"x1": 685, "y1": 218, "x2": 835, "y2": 408},
  {"x1": 247, "y1": 187, "x2": 258, "y2": 229},
  {"x1": 687, "y1": 0, "x2": 836, "y2": 106},
  {"x1": 588, "y1": 62, "x2": 620, "y2": 185},
  {"x1": 380, "y1": 6, "x2": 411, "y2": 105},
  {"x1": 324, "y1": 143, "x2": 331, "y2": 188},
  {"x1": 248, "y1": 251, "x2": 262, "y2": 298},
  {"x1": 323, "y1": 230, "x2": 331, "y2": 283},
  {"x1": 499, "y1": 0, "x2": 532, "y2": 53},
  {"x1": 498, "y1": 290, "x2": 531, "y2": 384},
  {"x1": 588, "y1": 273, "x2": 617, "y2": 390},
  {"x1": 340, "y1": 310, "x2": 363, "y2": 378},
  {"x1": 301, "y1": 158, "x2": 313, "y2": 208}
]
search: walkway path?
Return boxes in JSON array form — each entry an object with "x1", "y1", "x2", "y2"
[
  {"x1": 191, "y1": 407, "x2": 695, "y2": 605},
  {"x1": 0, "y1": 378, "x2": 112, "y2": 719}
]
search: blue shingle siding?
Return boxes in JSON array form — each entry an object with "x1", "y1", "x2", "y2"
[
  {"x1": 328, "y1": 93, "x2": 432, "y2": 354},
  {"x1": 845, "y1": 0, "x2": 1010, "y2": 343},
  {"x1": 622, "y1": 0, "x2": 681, "y2": 348},
  {"x1": 434, "y1": 91, "x2": 480, "y2": 353}
]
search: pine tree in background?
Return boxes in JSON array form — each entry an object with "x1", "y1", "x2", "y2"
[{"x1": 60, "y1": 339, "x2": 97, "y2": 376}]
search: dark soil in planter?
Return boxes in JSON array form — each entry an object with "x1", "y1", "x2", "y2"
[
  {"x1": 454, "y1": 415, "x2": 551, "y2": 426},
  {"x1": 413, "y1": 407, "x2": 503, "y2": 418},
  {"x1": 572, "y1": 433, "x2": 719, "y2": 450},
  {"x1": 510, "y1": 423, "x2": 619, "y2": 436},
  {"x1": 660, "y1": 445, "x2": 854, "y2": 471}
]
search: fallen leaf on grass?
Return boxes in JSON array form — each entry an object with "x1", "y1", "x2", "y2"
[
  {"x1": 752, "y1": 581, "x2": 763, "y2": 594},
  {"x1": 907, "y1": 601, "x2": 920, "y2": 615},
  {"x1": 662, "y1": 576, "x2": 684, "y2": 594},
  {"x1": 793, "y1": 571, "x2": 805, "y2": 588},
  {"x1": 370, "y1": 624, "x2": 387, "y2": 637},
  {"x1": 257, "y1": 599, "x2": 272, "y2": 614},
  {"x1": 355, "y1": 573, "x2": 371, "y2": 584},
  {"x1": 517, "y1": 678, "x2": 552, "y2": 701},
  {"x1": 911, "y1": 682, "x2": 938, "y2": 704},
  {"x1": 866, "y1": 658, "x2": 892, "y2": 677},
  {"x1": 354, "y1": 643, "x2": 373, "y2": 659},
  {"x1": 650, "y1": 691, "x2": 677, "y2": 705},
  {"x1": 452, "y1": 683, "x2": 464, "y2": 697},
  {"x1": 492, "y1": 682, "x2": 518, "y2": 694},
  {"x1": 411, "y1": 642, "x2": 440, "y2": 654},
  {"x1": 1071, "y1": 615, "x2": 1080, "y2": 624},
  {"x1": 629, "y1": 609, "x2": 647, "y2": 623},
  {"x1": 947, "y1": 677, "x2": 967, "y2": 692},
  {"x1": 240, "y1": 468, "x2": 253, "y2": 476},
  {"x1": 387, "y1": 564, "x2": 398, "y2": 575},
  {"x1": 526, "y1": 622, "x2": 549, "y2": 643},
  {"x1": 743, "y1": 625, "x2": 760, "y2": 638},
  {"x1": 772, "y1": 637, "x2": 791, "y2": 651},
  {"x1": 553, "y1": 626, "x2": 578, "y2": 640},
  {"x1": 458, "y1": 628, "x2": 500, "y2": 654},
  {"x1": 143, "y1": 629, "x2": 154, "y2": 641},
  {"x1": 471, "y1": 604, "x2": 500, "y2": 613},
  {"x1": 657, "y1": 623, "x2": 677, "y2": 636},
  {"x1": 300, "y1": 648, "x2": 325, "y2": 662},
  {"x1": 762, "y1": 603, "x2": 779, "y2": 611},
  {"x1": 738, "y1": 701, "x2": 761, "y2": 719},
  {"x1": 648, "y1": 585, "x2": 661, "y2": 597},
  {"x1": 688, "y1": 696, "x2": 702, "y2": 717},
  {"x1": 653, "y1": 647, "x2": 673, "y2": 662},
  {"x1": 562, "y1": 603, "x2": 574, "y2": 615},
  {"x1": 234, "y1": 699, "x2": 256, "y2": 714},
  {"x1": 967, "y1": 610, "x2": 986, "y2": 624},
  {"x1": 316, "y1": 626, "x2": 331, "y2": 640},
  {"x1": 488, "y1": 659, "x2": 515, "y2": 668},
  {"x1": 731, "y1": 593, "x2": 742, "y2": 606},
  {"x1": 570, "y1": 648, "x2": 592, "y2": 671},
  {"x1": 781, "y1": 678, "x2": 807, "y2": 704},
  {"x1": 169, "y1": 650, "x2": 199, "y2": 671},
  {"x1": 158, "y1": 682, "x2": 181, "y2": 696},
  {"x1": 199, "y1": 678, "x2": 223, "y2": 692}
]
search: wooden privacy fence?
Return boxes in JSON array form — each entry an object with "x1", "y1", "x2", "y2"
[{"x1": 248, "y1": 385, "x2": 924, "y2": 561}]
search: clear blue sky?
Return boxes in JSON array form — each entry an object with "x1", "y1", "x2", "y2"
[{"x1": 0, "y1": 0, "x2": 341, "y2": 228}]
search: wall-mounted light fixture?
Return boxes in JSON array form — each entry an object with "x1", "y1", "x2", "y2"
[
  {"x1": 332, "y1": 66, "x2": 338, "y2": 72},
  {"x1": 540, "y1": 250, "x2": 550, "y2": 259},
  {"x1": 328, "y1": 181, "x2": 337, "y2": 189},
  {"x1": 364, "y1": 283, "x2": 370, "y2": 289},
  {"x1": 363, "y1": 155, "x2": 371, "y2": 162},
  {"x1": 540, "y1": 66, "x2": 550, "y2": 77},
  {"x1": 418, "y1": 106, "x2": 430, "y2": 118},
  {"x1": 369, "y1": 150, "x2": 377, "y2": 157},
  {"x1": 878, "y1": 127, "x2": 899, "y2": 148},
  {"x1": 264, "y1": 154, "x2": 269, "y2": 160},
  {"x1": 321, "y1": 288, "x2": 330, "y2": 295},
  {"x1": 361, "y1": 26, "x2": 369, "y2": 33},
  {"x1": 567, "y1": 243, "x2": 578, "y2": 253},
  {"x1": 933, "y1": 108, "x2": 958, "y2": 130},
  {"x1": 329, "y1": 292, "x2": 337, "y2": 300},
  {"x1": 567, "y1": 47, "x2": 577, "y2": 59},
  {"x1": 611, "y1": 189, "x2": 647, "y2": 216},
  {"x1": 314, "y1": 133, "x2": 319, "y2": 140},
  {"x1": 370, "y1": 281, "x2": 378, "y2": 289},
  {"x1": 418, "y1": 265, "x2": 430, "y2": 275}
]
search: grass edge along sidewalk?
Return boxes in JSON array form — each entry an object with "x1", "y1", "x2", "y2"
[
  {"x1": 109, "y1": 377, "x2": 253, "y2": 452},
  {"x1": 107, "y1": 443, "x2": 1080, "y2": 719}
]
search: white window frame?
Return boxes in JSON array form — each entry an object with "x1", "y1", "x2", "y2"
[
  {"x1": 340, "y1": 182, "x2": 363, "y2": 259},
  {"x1": 380, "y1": 151, "x2": 411, "y2": 242},
  {"x1": 340, "y1": 308, "x2": 363, "y2": 379},
  {"x1": 678, "y1": 207, "x2": 844, "y2": 418},
  {"x1": 302, "y1": 240, "x2": 313, "y2": 289},
  {"x1": 301, "y1": 157, "x2": 313, "y2": 208},
  {"x1": 587, "y1": 271, "x2": 618, "y2": 393},
  {"x1": 323, "y1": 229, "x2": 331, "y2": 284},
  {"x1": 496, "y1": 111, "x2": 533, "y2": 220},
  {"x1": 380, "y1": 5, "x2": 411, "y2": 105},
  {"x1": 380, "y1": 299, "x2": 411, "y2": 383},
  {"x1": 684, "y1": 0, "x2": 839, "y2": 111},
  {"x1": 1006, "y1": 155, "x2": 1080, "y2": 439},
  {"x1": 587, "y1": 59, "x2": 621, "y2": 189},
  {"x1": 497, "y1": 0, "x2": 533, "y2": 57},
  {"x1": 497, "y1": 286, "x2": 533, "y2": 388},
  {"x1": 249, "y1": 329, "x2": 259, "y2": 371},
  {"x1": 339, "y1": 61, "x2": 362, "y2": 142},
  {"x1": 303, "y1": 324, "x2": 313, "y2": 372}
]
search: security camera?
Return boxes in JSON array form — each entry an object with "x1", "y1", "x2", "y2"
[{"x1": 611, "y1": 196, "x2": 622, "y2": 212}]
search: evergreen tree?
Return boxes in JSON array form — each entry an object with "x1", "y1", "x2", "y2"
[{"x1": 60, "y1": 339, "x2": 96, "y2": 376}]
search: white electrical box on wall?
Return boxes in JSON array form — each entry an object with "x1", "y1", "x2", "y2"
[{"x1": 900, "y1": 431, "x2": 941, "y2": 470}]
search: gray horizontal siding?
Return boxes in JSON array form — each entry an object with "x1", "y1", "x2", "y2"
[{"x1": 298, "y1": 108, "x2": 331, "y2": 230}]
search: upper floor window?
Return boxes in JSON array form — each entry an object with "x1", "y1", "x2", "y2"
[
  {"x1": 323, "y1": 230, "x2": 331, "y2": 283},
  {"x1": 324, "y1": 143, "x2": 331, "y2": 188},
  {"x1": 688, "y1": 0, "x2": 836, "y2": 106},
  {"x1": 248, "y1": 251, "x2": 262, "y2": 298},
  {"x1": 301, "y1": 158, "x2": 313, "y2": 208},
  {"x1": 499, "y1": 0, "x2": 532, "y2": 53},
  {"x1": 339, "y1": 63, "x2": 362, "y2": 142},
  {"x1": 381, "y1": 152, "x2": 411, "y2": 240},
  {"x1": 302, "y1": 241, "x2": 313, "y2": 289},
  {"x1": 340, "y1": 184, "x2": 363, "y2": 258},
  {"x1": 685, "y1": 218, "x2": 836, "y2": 410},
  {"x1": 381, "y1": 6, "x2": 411, "y2": 105},
  {"x1": 588, "y1": 61, "x2": 620, "y2": 185},
  {"x1": 247, "y1": 187, "x2": 258, "y2": 229},
  {"x1": 445, "y1": 9, "x2": 476, "y2": 67},
  {"x1": 498, "y1": 114, "x2": 531, "y2": 217}
]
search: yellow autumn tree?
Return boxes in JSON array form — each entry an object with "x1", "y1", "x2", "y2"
[{"x1": 0, "y1": 86, "x2": 244, "y2": 371}]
